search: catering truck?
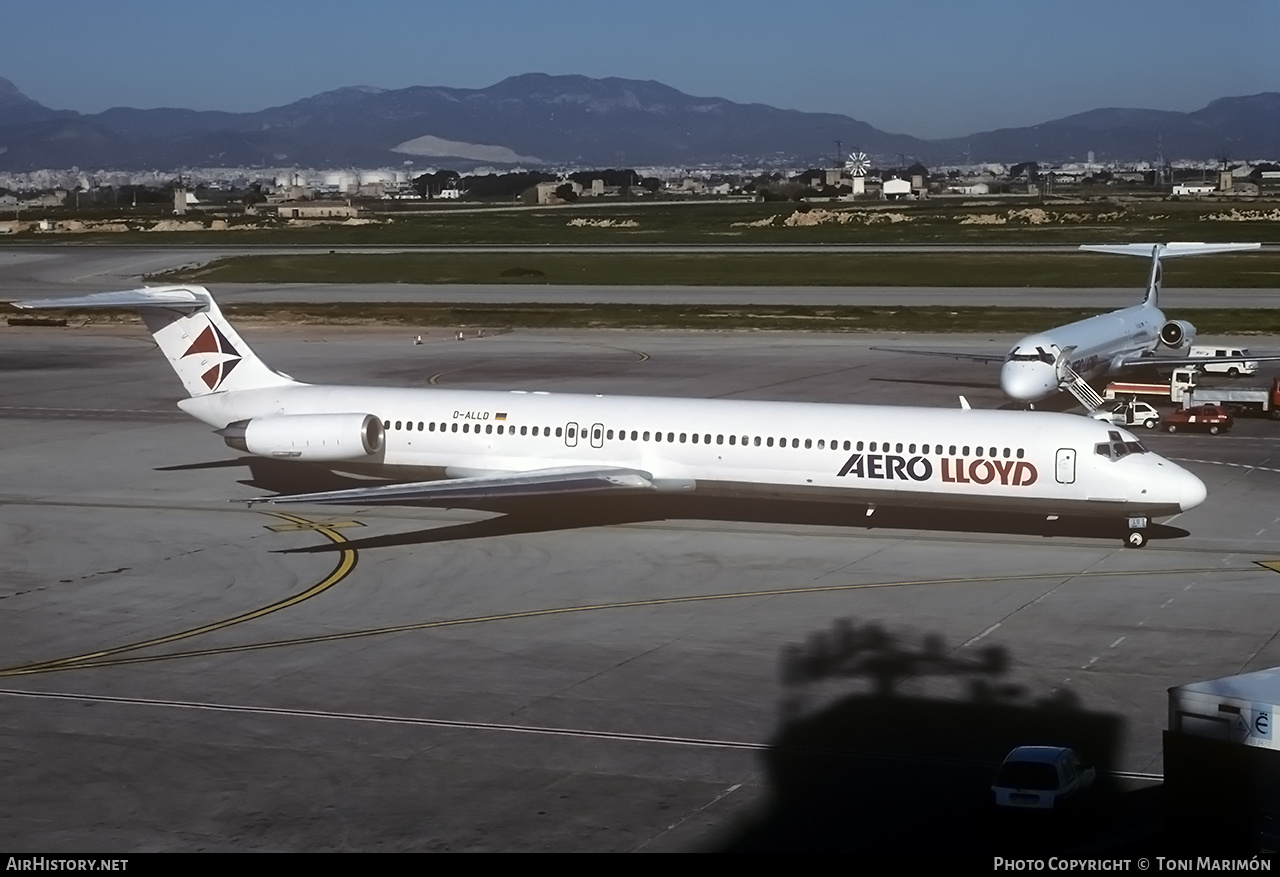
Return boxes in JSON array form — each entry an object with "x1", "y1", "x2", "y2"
[
  {"x1": 1103, "y1": 368, "x2": 1199, "y2": 403},
  {"x1": 1182, "y1": 376, "x2": 1280, "y2": 419}
]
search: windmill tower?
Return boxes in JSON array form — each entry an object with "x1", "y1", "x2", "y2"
[{"x1": 845, "y1": 150, "x2": 870, "y2": 195}]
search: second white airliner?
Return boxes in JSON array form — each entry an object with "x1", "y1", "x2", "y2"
[{"x1": 13, "y1": 285, "x2": 1208, "y2": 547}]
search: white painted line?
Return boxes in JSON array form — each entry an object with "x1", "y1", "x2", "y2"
[{"x1": 961, "y1": 622, "x2": 1001, "y2": 648}]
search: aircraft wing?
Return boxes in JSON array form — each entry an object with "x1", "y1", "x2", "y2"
[
  {"x1": 869, "y1": 346, "x2": 1007, "y2": 365},
  {"x1": 261, "y1": 465, "x2": 656, "y2": 506}
]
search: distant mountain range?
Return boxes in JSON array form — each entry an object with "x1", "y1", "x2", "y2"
[{"x1": 0, "y1": 73, "x2": 1275, "y2": 171}]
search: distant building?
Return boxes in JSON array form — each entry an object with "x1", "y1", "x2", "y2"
[
  {"x1": 1172, "y1": 184, "x2": 1215, "y2": 197},
  {"x1": 882, "y1": 177, "x2": 912, "y2": 199},
  {"x1": 268, "y1": 200, "x2": 360, "y2": 219}
]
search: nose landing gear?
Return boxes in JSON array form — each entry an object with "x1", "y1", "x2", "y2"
[{"x1": 1124, "y1": 516, "x2": 1150, "y2": 548}]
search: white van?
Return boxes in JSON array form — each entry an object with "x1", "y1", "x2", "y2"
[{"x1": 1190, "y1": 346, "x2": 1258, "y2": 377}]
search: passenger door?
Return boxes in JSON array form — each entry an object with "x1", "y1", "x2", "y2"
[{"x1": 1056, "y1": 448, "x2": 1076, "y2": 484}]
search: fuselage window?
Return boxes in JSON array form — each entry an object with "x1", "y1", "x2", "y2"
[
  {"x1": 729, "y1": 435, "x2": 737, "y2": 445},
  {"x1": 869, "y1": 442, "x2": 877, "y2": 452},
  {"x1": 895, "y1": 443, "x2": 903, "y2": 453},
  {"x1": 908, "y1": 443, "x2": 916, "y2": 453},
  {"x1": 643, "y1": 431, "x2": 651, "y2": 441},
  {"x1": 532, "y1": 426, "x2": 539, "y2": 436},
  {"x1": 520, "y1": 426, "x2": 527, "y2": 436},
  {"x1": 395, "y1": 421, "x2": 402, "y2": 430},
  {"x1": 1003, "y1": 448, "x2": 1010, "y2": 458},
  {"x1": 974, "y1": 445, "x2": 982, "y2": 456},
  {"x1": 486, "y1": 424, "x2": 493, "y2": 434},
  {"x1": 766, "y1": 437, "x2": 775, "y2": 447},
  {"x1": 383, "y1": 419, "x2": 391, "y2": 430},
  {"x1": 845, "y1": 441, "x2": 852, "y2": 451},
  {"x1": 553, "y1": 426, "x2": 560, "y2": 438},
  {"x1": 814, "y1": 439, "x2": 821, "y2": 449},
  {"x1": 949, "y1": 445, "x2": 956, "y2": 455},
  {"x1": 989, "y1": 447, "x2": 997, "y2": 457},
  {"x1": 717, "y1": 435, "x2": 724, "y2": 445},
  {"x1": 497, "y1": 425, "x2": 504, "y2": 435},
  {"x1": 428, "y1": 422, "x2": 436, "y2": 432},
  {"x1": 754, "y1": 436, "x2": 761, "y2": 447},
  {"x1": 679, "y1": 433, "x2": 687, "y2": 443},
  {"x1": 667, "y1": 432, "x2": 674, "y2": 442},
  {"x1": 962, "y1": 446, "x2": 969, "y2": 455},
  {"x1": 1017, "y1": 448, "x2": 1024, "y2": 458},
  {"x1": 792, "y1": 438, "x2": 800, "y2": 449},
  {"x1": 593, "y1": 428, "x2": 602, "y2": 441},
  {"x1": 655, "y1": 432, "x2": 663, "y2": 443},
  {"x1": 691, "y1": 433, "x2": 698, "y2": 444},
  {"x1": 606, "y1": 429, "x2": 614, "y2": 440},
  {"x1": 630, "y1": 430, "x2": 638, "y2": 441},
  {"x1": 451, "y1": 423, "x2": 458, "y2": 433},
  {"x1": 704, "y1": 434, "x2": 711, "y2": 444}
]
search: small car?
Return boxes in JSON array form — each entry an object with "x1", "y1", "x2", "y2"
[
  {"x1": 1091, "y1": 400, "x2": 1160, "y2": 430},
  {"x1": 991, "y1": 746, "x2": 1096, "y2": 810},
  {"x1": 1163, "y1": 404, "x2": 1233, "y2": 434}
]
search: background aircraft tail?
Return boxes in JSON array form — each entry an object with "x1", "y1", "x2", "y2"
[
  {"x1": 11, "y1": 285, "x2": 298, "y2": 398},
  {"x1": 1079, "y1": 241, "x2": 1261, "y2": 309}
]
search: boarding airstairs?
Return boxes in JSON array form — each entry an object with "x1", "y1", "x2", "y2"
[{"x1": 1055, "y1": 347, "x2": 1106, "y2": 412}]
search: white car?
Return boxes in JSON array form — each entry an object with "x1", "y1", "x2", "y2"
[
  {"x1": 1091, "y1": 400, "x2": 1160, "y2": 430},
  {"x1": 991, "y1": 746, "x2": 1096, "y2": 810}
]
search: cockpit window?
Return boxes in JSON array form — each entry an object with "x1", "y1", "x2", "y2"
[
  {"x1": 1096, "y1": 440, "x2": 1148, "y2": 460},
  {"x1": 1005, "y1": 346, "x2": 1057, "y2": 365}
]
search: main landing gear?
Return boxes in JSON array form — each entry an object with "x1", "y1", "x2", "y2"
[{"x1": 1124, "y1": 516, "x2": 1149, "y2": 549}]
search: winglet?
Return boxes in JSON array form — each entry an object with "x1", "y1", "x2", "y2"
[{"x1": 959, "y1": 395, "x2": 971, "y2": 410}]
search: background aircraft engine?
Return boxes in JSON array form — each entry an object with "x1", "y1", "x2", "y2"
[
  {"x1": 218, "y1": 413, "x2": 385, "y2": 461},
  {"x1": 1159, "y1": 320, "x2": 1196, "y2": 350}
]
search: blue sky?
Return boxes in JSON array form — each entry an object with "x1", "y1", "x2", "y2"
[{"x1": 4, "y1": 0, "x2": 1276, "y2": 139}]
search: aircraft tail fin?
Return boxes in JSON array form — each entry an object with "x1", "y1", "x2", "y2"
[
  {"x1": 11, "y1": 285, "x2": 298, "y2": 398},
  {"x1": 1079, "y1": 242, "x2": 1261, "y2": 309}
]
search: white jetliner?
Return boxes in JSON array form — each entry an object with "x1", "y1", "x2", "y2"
[
  {"x1": 12, "y1": 286, "x2": 1208, "y2": 548},
  {"x1": 877, "y1": 242, "x2": 1264, "y2": 409}
]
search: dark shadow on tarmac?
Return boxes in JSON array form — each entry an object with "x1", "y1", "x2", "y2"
[
  {"x1": 159, "y1": 457, "x2": 1189, "y2": 553},
  {"x1": 703, "y1": 619, "x2": 1173, "y2": 855},
  {"x1": 265, "y1": 493, "x2": 1189, "y2": 555}
]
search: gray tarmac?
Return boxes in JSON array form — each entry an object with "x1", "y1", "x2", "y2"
[{"x1": 3, "y1": 317, "x2": 1280, "y2": 852}]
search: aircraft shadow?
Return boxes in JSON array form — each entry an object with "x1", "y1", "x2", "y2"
[
  {"x1": 160, "y1": 457, "x2": 1189, "y2": 553},
  {"x1": 267, "y1": 493, "x2": 1189, "y2": 555}
]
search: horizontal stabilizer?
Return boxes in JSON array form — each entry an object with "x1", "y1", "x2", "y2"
[
  {"x1": 1080, "y1": 242, "x2": 1260, "y2": 259},
  {"x1": 262, "y1": 465, "x2": 656, "y2": 506},
  {"x1": 10, "y1": 286, "x2": 212, "y2": 311}
]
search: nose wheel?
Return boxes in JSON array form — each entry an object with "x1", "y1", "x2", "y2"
[{"x1": 1124, "y1": 516, "x2": 1150, "y2": 548}]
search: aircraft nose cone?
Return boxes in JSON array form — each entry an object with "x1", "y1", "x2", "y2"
[
  {"x1": 1001, "y1": 361, "x2": 1057, "y2": 403},
  {"x1": 1178, "y1": 468, "x2": 1208, "y2": 512}
]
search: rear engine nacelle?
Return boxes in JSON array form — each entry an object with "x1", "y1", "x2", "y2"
[
  {"x1": 217, "y1": 413, "x2": 385, "y2": 462},
  {"x1": 1159, "y1": 320, "x2": 1196, "y2": 351}
]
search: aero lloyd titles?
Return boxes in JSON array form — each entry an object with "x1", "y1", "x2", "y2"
[{"x1": 837, "y1": 451, "x2": 1038, "y2": 487}]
